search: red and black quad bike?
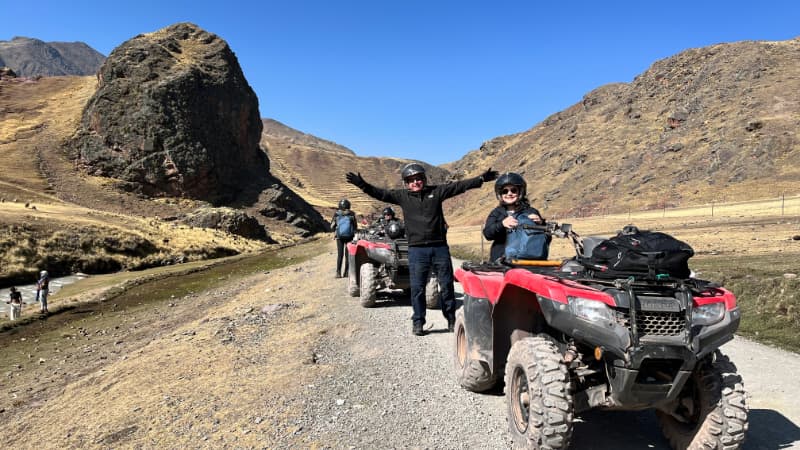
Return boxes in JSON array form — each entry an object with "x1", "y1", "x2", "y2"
[
  {"x1": 346, "y1": 224, "x2": 440, "y2": 308},
  {"x1": 454, "y1": 223, "x2": 748, "y2": 449}
]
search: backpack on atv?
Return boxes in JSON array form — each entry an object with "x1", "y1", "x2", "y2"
[
  {"x1": 581, "y1": 226, "x2": 694, "y2": 279},
  {"x1": 504, "y1": 214, "x2": 549, "y2": 261}
]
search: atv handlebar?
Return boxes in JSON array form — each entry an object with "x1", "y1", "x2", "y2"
[
  {"x1": 518, "y1": 222, "x2": 587, "y2": 258},
  {"x1": 519, "y1": 222, "x2": 573, "y2": 238}
]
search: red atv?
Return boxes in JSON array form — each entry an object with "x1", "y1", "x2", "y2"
[
  {"x1": 454, "y1": 223, "x2": 748, "y2": 449},
  {"x1": 346, "y1": 224, "x2": 440, "y2": 308}
]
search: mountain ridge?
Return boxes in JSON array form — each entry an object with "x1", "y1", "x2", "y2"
[
  {"x1": 0, "y1": 36, "x2": 105, "y2": 77},
  {"x1": 260, "y1": 37, "x2": 799, "y2": 226},
  {"x1": 441, "y1": 37, "x2": 799, "y2": 225}
]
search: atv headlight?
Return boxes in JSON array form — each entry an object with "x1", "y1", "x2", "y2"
[
  {"x1": 692, "y1": 302, "x2": 725, "y2": 326},
  {"x1": 568, "y1": 296, "x2": 614, "y2": 324}
]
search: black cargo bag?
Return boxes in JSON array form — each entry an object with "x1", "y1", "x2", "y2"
[{"x1": 582, "y1": 228, "x2": 694, "y2": 279}]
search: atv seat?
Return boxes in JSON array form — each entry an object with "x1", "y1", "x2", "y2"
[{"x1": 508, "y1": 259, "x2": 562, "y2": 267}]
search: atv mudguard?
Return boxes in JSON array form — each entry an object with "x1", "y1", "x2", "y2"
[
  {"x1": 456, "y1": 267, "x2": 620, "y2": 377},
  {"x1": 455, "y1": 266, "x2": 741, "y2": 395}
]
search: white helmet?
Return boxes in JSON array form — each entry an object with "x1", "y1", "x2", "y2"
[{"x1": 40, "y1": 270, "x2": 48, "y2": 278}]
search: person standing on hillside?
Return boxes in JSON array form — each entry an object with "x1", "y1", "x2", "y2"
[
  {"x1": 346, "y1": 164, "x2": 498, "y2": 336},
  {"x1": 483, "y1": 172, "x2": 547, "y2": 262},
  {"x1": 331, "y1": 199, "x2": 358, "y2": 279},
  {"x1": 36, "y1": 270, "x2": 50, "y2": 314},
  {"x1": 6, "y1": 287, "x2": 22, "y2": 320}
]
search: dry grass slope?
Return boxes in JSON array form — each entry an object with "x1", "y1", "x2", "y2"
[
  {"x1": 443, "y1": 38, "x2": 800, "y2": 225},
  {"x1": 0, "y1": 76, "x2": 276, "y2": 283}
]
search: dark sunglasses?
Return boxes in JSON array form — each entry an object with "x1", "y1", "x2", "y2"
[{"x1": 501, "y1": 187, "x2": 519, "y2": 195}]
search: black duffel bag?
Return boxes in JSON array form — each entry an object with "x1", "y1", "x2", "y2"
[{"x1": 582, "y1": 226, "x2": 694, "y2": 279}]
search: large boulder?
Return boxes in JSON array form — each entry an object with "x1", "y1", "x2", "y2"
[
  {"x1": 69, "y1": 23, "x2": 266, "y2": 203},
  {"x1": 181, "y1": 207, "x2": 274, "y2": 242},
  {"x1": 0, "y1": 66, "x2": 17, "y2": 79}
]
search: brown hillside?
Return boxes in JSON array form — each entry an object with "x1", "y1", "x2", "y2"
[
  {"x1": 443, "y1": 38, "x2": 800, "y2": 225},
  {"x1": 0, "y1": 76, "x2": 283, "y2": 283},
  {"x1": 261, "y1": 119, "x2": 451, "y2": 220}
]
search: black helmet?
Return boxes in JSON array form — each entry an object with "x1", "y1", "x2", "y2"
[
  {"x1": 401, "y1": 163, "x2": 427, "y2": 183},
  {"x1": 382, "y1": 206, "x2": 395, "y2": 218},
  {"x1": 495, "y1": 172, "x2": 527, "y2": 200},
  {"x1": 386, "y1": 221, "x2": 405, "y2": 239},
  {"x1": 338, "y1": 199, "x2": 351, "y2": 210}
]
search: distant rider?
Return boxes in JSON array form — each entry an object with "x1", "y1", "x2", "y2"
[
  {"x1": 331, "y1": 199, "x2": 357, "y2": 278},
  {"x1": 372, "y1": 206, "x2": 402, "y2": 236}
]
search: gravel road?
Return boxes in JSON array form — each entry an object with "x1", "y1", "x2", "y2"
[
  {"x1": 3, "y1": 243, "x2": 798, "y2": 449},
  {"x1": 296, "y1": 251, "x2": 800, "y2": 449}
]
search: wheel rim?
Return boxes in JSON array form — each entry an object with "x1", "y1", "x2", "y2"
[
  {"x1": 510, "y1": 365, "x2": 530, "y2": 434},
  {"x1": 456, "y1": 324, "x2": 467, "y2": 369}
]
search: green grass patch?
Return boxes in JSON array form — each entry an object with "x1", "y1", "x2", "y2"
[
  {"x1": 449, "y1": 244, "x2": 488, "y2": 262},
  {"x1": 0, "y1": 239, "x2": 326, "y2": 335},
  {"x1": 692, "y1": 255, "x2": 800, "y2": 353}
]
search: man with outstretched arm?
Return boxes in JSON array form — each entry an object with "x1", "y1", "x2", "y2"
[{"x1": 346, "y1": 163, "x2": 498, "y2": 336}]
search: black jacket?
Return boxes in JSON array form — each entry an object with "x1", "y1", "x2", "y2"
[
  {"x1": 483, "y1": 205, "x2": 543, "y2": 261},
  {"x1": 357, "y1": 176, "x2": 484, "y2": 246}
]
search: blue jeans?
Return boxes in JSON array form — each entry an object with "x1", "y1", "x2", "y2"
[{"x1": 408, "y1": 245, "x2": 456, "y2": 326}]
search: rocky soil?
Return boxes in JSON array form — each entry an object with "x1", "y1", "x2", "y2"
[{"x1": 1, "y1": 239, "x2": 799, "y2": 449}]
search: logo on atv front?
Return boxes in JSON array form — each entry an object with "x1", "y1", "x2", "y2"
[{"x1": 639, "y1": 297, "x2": 681, "y2": 312}]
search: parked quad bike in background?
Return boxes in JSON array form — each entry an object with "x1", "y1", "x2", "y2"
[
  {"x1": 454, "y1": 223, "x2": 748, "y2": 449},
  {"x1": 346, "y1": 225, "x2": 440, "y2": 308}
]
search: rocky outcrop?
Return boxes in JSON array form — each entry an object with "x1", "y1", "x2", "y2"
[
  {"x1": 181, "y1": 207, "x2": 274, "y2": 242},
  {"x1": 257, "y1": 183, "x2": 328, "y2": 237},
  {"x1": 69, "y1": 23, "x2": 266, "y2": 204},
  {"x1": 0, "y1": 66, "x2": 16, "y2": 79}
]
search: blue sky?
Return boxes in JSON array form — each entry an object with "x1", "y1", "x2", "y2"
[{"x1": 4, "y1": 1, "x2": 798, "y2": 165}]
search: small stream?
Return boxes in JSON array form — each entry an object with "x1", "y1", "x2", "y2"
[{"x1": 1, "y1": 274, "x2": 88, "y2": 313}]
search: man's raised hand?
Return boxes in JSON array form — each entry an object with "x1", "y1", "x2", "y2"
[
  {"x1": 481, "y1": 168, "x2": 499, "y2": 182},
  {"x1": 346, "y1": 172, "x2": 367, "y2": 188}
]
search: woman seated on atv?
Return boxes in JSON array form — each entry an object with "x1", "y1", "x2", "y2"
[{"x1": 483, "y1": 172, "x2": 546, "y2": 262}]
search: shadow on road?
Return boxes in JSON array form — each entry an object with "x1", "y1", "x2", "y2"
[
  {"x1": 571, "y1": 410, "x2": 667, "y2": 449},
  {"x1": 367, "y1": 290, "x2": 466, "y2": 310},
  {"x1": 566, "y1": 407, "x2": 799, "y2": 449},
  {"x1": 745, "y1": 409, "x2": 800, "y2": 449}
]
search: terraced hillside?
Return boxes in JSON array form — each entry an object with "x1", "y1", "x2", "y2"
[{"x1": 262, "y1": 118, "x2": 451, "y2": 220}]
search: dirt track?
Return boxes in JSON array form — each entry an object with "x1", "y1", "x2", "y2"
[{"x1": 1, "y1": 240, "x2": 799, "y2": 449}]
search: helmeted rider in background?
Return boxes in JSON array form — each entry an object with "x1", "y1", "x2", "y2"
[
  {"x1": 331, "y1": 199, "x2": 358, "y2": 278},
  {"x1": 372, "y1": 206, "x2": 402, "y2": 236},
  {"x1": 346, "y1": 163, "x2": 497, "y2": 336}
]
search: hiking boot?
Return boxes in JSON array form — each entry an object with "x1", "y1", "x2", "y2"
[
  {"x1": 447, "y1": 318, "x2": 455, "y2": 332},
  {"x1": 412, "y1": 322, "x2": 425, "y2": 336}
]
